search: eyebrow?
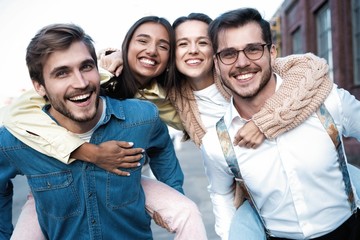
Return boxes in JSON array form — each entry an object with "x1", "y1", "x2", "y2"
[
  {"x1": 220, "y1": 42, "x2": 265, "y2": 51},
  {"x1": 49, "y1": 58, "x2": 95, "y2": 77},
  {"x1": 176, "y1": 36, "x2": 210, "y2": 43},
  {"x1": 82, "y1": 59, "x2": 96, "y2": 66},
  {"x1": 136, "y1": 33, "x2": 170, "y2": 46},
  {"x1": 49, "y1": 66, "x2": 69, "y2": 77},
  {"x1": 135, "y1": 33, "x2": 151, "y2": 38}
]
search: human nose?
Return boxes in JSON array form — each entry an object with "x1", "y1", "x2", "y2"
[
  {"x1": 234, "y1": 50, "x2": 250, "y2": 67},
  {"x1": 72, "y1": 70, "x2": 89, "y2": 88},
  {"x1": 189, "y1": 43, "x2": 199, "y2": 54},
  {"x1": 145, "y1": 42, "x2": 157, "y2": 55}
]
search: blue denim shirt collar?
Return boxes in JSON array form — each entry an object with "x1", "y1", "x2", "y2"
[{"x1": 43, "y1": 96, "x2": 126, "y2": 126}]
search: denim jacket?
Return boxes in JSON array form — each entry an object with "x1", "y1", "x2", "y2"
[{"x1": 0, "y1": 96, "x2": 184, "y2": 240}]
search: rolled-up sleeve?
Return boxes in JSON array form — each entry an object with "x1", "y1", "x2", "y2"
[{"x1": 2, "y1": 90, "x2": 84, "y2": 164}]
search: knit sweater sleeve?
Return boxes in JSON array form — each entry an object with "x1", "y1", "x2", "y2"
[{"x1": 252, "y1": 53, "x2": 333, "y2": 139}]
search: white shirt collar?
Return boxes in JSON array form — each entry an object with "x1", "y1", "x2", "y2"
[{"x1": 224, "y1": 73, "x2": 283, "y2": 128}]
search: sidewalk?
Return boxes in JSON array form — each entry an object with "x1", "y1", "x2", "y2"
[{"x1": 151, "y1": 141, "x2": 219, "y2": 239}]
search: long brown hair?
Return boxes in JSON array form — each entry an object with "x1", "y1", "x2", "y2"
[
  {"x1": 102, "y1": 16, "x2": 176, "y2": 99},
  {"x1": 169, "y1": 13, "x2": 213, "y2": 102}
]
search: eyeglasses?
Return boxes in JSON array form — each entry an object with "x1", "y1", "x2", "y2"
[{"x1": 216, "y1": 43, "x2": 271, "y2": 65}]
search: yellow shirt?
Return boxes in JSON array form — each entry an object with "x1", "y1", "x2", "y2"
[
  {"x1": 135, "y1": 80, "x2": 183, "y2": 131},
  {"x1": 2, "y1": 68, "x2": 182, "y2": 163}
]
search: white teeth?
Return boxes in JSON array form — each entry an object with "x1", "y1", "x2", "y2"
[
  {"x1": 70, "y1": 93, "x2": 90, "y2": 101},
  {"x1": 237, "y1": 73, "x2": 254, "y2": 80},
  {"x1": 140, "y1": 58, "x2": 155, "y2": 65},
  {"x1": 186, "y1": 59, "x2": 201, "y2": 64}
]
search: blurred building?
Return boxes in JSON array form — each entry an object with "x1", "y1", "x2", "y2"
[{"x1": 270, "y1": 0, "x2": 360, "y2": 163}]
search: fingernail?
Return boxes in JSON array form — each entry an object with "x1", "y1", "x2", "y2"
[{"x1": 128, "y1": 142, "x2": 134, "y2": 146}]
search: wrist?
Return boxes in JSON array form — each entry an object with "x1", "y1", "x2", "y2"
[{"x1": 71, "y1": 142, "x2": 99, "y2": 163}]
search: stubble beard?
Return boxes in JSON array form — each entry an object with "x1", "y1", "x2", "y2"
[
  {"x1": 48, "y1": 91, "x2": 100, "y2": 123},
  {"x1": 222, "y1": 65, "x2": 272, "y2": 99}
]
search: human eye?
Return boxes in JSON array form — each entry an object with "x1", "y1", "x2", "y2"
[
  {"x1": 245, "y1": 44, "x2": 263, "y2": 54},
  {"x1": 54, "y1": 69, "x2": 69, "y2": 78},
  {"x1": 219, "y1": 48, "x2": 237, "y2": 59},
  {"x1": 199, "y1": 40, "x2": 210, "y2": 46},
  {"x1": 177, "y1": 40, "x2": 188, "y2": 47},
  {"x1": 81, "y1": 64, "x2": 95, "y2": 72},
  {"x1": 81, "y1": 60, "x2": 96, "y2": 72},
  {"x1": 158, "y1": 42, "x2": 170, "y2": 51},
  {"x1": 136, "y1": 37, "x2": 148, "y2": 45}
]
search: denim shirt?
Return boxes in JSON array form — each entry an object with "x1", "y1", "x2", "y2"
[{"x1": 0, "y1": 96, "x2": 184, "y2": 240}]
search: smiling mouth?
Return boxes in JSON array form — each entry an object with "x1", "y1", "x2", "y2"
[
  {"x1": 236, "y1": 73, "x2": 255, "y2": 80},
  {"x1": 186, "y1": 59, "x2": 202, "y2": 65},
  {"x1": 140, "y1": 58, "x2": 156, "y2": 66},
  {"x1": 69, "y1": 93, "x2": 91, "y2": 103}
]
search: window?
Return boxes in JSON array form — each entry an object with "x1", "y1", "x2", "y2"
[
  {"x1": 316, "y1": 3, "x2": 334, "y2": 80},
  {"x1": 353, "y1": 0, "x2": 360, "y2": 85},
  {"x1": 292, "y1": 28, "x2": 303, "y2": 54}
]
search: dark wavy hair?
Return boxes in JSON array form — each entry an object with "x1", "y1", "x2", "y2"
[
  {"x1": 102, "y1": 16, "x2": 176, "y2": 99},
  {"x1": 26, "y1": 23, "x2": 97, "y2": 86},
  {"x1": 208, "y1": 8, "x2": 272, "y2": 54}
]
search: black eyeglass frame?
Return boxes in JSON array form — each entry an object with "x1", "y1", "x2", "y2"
[{"x1": 216, "y1": 43, "x2": 271, "y2": 65}]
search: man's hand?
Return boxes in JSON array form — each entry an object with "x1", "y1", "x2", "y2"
[
  {"x1": 153, "y1": 211, "x2": 173, "y2": 232},
  {"x1": 72, "y1": 141, "x2": 144, "y2": 176},
  {"x1": 98, "y1": 49, "x2": 123, "y2": 77},
  {"x1": 233, "y1": 120, "x2": 265, "y2": 148},
  {"x1": 233, "y1": 181, "x2": 244, "y2": 209}
]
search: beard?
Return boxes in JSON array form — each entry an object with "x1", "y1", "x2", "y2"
[
  {"x1": 240, "y1": 66, "x2": 272, "y2": 99},
  {"x1": 221, "y1": 59, "x2": 273, "y2": 99},
  {"x1": 47, "y1": 88, "x2": 100, "y2": 123}
]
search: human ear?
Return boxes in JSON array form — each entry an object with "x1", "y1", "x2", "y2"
[
  {"x1": 32, "y1": 80, "x2": 46, "y2": 97},
  {"x1": 269, "y1": 44, "x2": 277, "y2": 66},
  {"x1": 213, "y1": 56, "x2": 221, "y2": 75}
]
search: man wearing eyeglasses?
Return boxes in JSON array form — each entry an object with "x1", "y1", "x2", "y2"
[{"x1": 202, "y1": 7, "x2": 360, "y2": 240}]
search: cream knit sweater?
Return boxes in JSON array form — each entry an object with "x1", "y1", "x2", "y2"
[{"x1": 170, "y1": 53, "x2": 333, "y2": 147}]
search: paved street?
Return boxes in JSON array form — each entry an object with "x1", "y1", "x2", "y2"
[
  {"x1": 12, "y1": 140, "x2": 220, "y2": 239},
  {"x1": 150, "y1": 141, "x2": 219, "y2": 239}
]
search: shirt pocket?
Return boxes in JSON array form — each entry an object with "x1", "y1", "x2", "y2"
[
  {"x1": 28, "y1": 171, "x2": 81, "y2": 220},
  {"x1": 106, "y1": 165, "x2": 142, "y2": 209}
]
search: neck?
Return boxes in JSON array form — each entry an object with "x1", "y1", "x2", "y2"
[
  {"x1": 139, "y1": 78, "x2": 155, "y2": 89},
  {"x1": 49, "y1": 98, "x2": 104, "y2": 134},
  {"x1": 188, "y1": 70, "x2": 214, "y2": 91}
]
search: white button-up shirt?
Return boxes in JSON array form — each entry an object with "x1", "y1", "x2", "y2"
[{"x1": 202, "y1": 76, "x2": 360, "y2": 239}]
